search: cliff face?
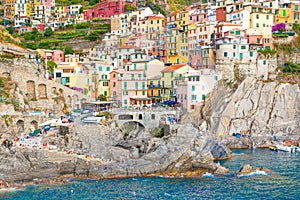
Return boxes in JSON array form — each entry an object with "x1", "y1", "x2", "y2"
[{"x1": 202, "y1": 77, "x2": 300, "y2": 137}]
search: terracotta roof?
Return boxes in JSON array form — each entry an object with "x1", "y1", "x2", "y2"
[
  {"x1": 148, "y1": 16, "x2": 164, "y2": 20},
  {"x1": 161, "y1": 64, "x2": 187, "y2": 72},
  {"x1": 117, "y1": 45, "x2": 139, "y2": 49}
]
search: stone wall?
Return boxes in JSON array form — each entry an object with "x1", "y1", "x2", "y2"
[{"x1": 0, "y1": 58, "x2": 92, "y2": 113}]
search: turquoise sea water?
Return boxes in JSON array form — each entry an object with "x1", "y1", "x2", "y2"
[{"x1": 1, "y1": 148, "x2": 299, "y2": 199}]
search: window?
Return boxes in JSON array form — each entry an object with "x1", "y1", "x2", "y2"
[
  {"x1": 133, "y1": 64, "x2": 137, "y2": 70},
  {"x1": 235, "y1": 30, "x2": 240, "y2": 35},
  {"x1": 120, "y1": 74, "x2": 123, "y2": 77},
  {"x1": 104, "y1": 91, "x2": 107, "y2": 96},
  {"x1": 256, "y1": 38, "x2": 260, "y2": 43},
  {"x1": 135, "y1": 82, "x2": 138, "y2": 89},
  {"x1": 142, "y1": 91, "x2": 145, "y2": 95},
  {"x1": 216, "y1": 45, "x2": 220, "y2": 50},
  {"x1": 151, "y1": 114, "x2": 155, "y2": 119},
  {"x1": 162, "y1": 72, "x2": 164, "y2": 77},
  {"x1": 202, "y1": 94, "x2": 206, "y2": 100},
  {"x1": 98, "y1": 66, "x2": 102, "y2": 71},
  {"x1": 283, "y1": 10, "x2": 286, "y2": 17},
  {"x1": 171, "y1": 72, "x2": 174, "y2": 77},
  {"x1": 233, "y1": 45, "x2": 236, "y2": 49},
  {"x1": 144, "y1": 63, "x2": 147, "y2": 70},
  {"x1": 266, "y1": 15, "x2": 269, "y2": 20},
  {"x1": 124, "y1": 82, "x2": 127, "y2": 89},
  {"x1": 103, "y1": 82, "x2": 108, "y2": 86},
  {"x1": 233, "y1": 52, "x2": 236, "y2": 57},
  {"x1": 256, "y1": 14, "x2": 259, "y2": 19},
  {"x1": 241, "y1": 46, "x2": 246, "y2": 50},
  {"x1": 256, "y1": 23, "x2": 259, "y2": 27},
  {"x1": 124, "y1": 99, "x2": 127, "y2": 104},
  {"x1": 113, "y1": 82, "x2": 116, "y2": 87},
  {"x1": 263, "y1": 60, "x2": 267, "y2": 65},
  {"x1": 224, "y1": 52, "x2": 228, "y2": 57},
  {"x1": 192, "y1": 85, "x2": 195, "y2": 91},
  {"x1": 191, "y1": 95, "x2": 197, "y2": 100}
]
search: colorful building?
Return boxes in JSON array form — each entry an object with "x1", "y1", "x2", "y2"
[
  {"x1": 84, "y1": 0, "x2": 137, "y2": 21},
  {"x1": 177, "y1": 69, "x2": 221, "y2": 112},
  {"x1": 160, "y1": 64, "x2": 195, "y2": 101}
]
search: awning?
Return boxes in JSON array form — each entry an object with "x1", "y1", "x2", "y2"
[{"x1": 130, "y1": 97, "x2": 152, "y2": 101}]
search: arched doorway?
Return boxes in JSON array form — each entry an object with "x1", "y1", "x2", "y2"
[
  {"x1": 26, "y1": 80, "x2": 36, "y2": 99},
  {"x1": 30, "y1": 120, "x2": 38, "y2": 130},
  {"x1": 38, "y1": 84, "x2": 47, "y2": 99},
  {"x1": 16, "y1": 120, "x2": 24, "y2": 133}
]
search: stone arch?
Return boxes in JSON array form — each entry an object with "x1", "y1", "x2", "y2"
[
  {"x1": 30, "y1": 120, "x2": 38, "y2": 130},
  {"x1": 38, "y1": 84, "x2": 47, "y2": 99},
  {"x1": 81, "y1": 98, "x2": 87, "y2": 104},
  {"x1": 58, "y1": 88, "x2": 64, "y2": 94},
  {"x1": 139, "y1": 114, "x2": 143, "y2": 120},
  {"x1": 122, "y1": 121, "x2": 145, "y2": 130},
  {"x1": 16, "y1": 119, "x2": 25, "y2": 133},
  {"x1": 1, "y1": 72, "x2": 10, "y2": 79},
  {"x1": 151, "y1": 114, "x2": 155, "y2": 120},
  {"x1": 26, "y1": 80, "x2": 36, "y2": 99},
  {"x1": 51, "y1": 87, "x2": 58, "y2": 97}
]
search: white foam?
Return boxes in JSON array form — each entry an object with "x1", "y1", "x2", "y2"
[
  {"x1": 237, "y1": 170, "x2": 269, "y2": 178},
  {"x1": 203, "y1": 172, "x2": 214, "y2": 178}
]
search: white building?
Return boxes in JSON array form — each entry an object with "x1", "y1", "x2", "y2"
[{"x1": 177, "y1": 69, "x2": 222, "y2": 113}]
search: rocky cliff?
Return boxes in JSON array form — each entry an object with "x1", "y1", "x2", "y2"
[
  {"x1": 0, "y1": 122, "x2": 230, "y2": 185},
  {"x1": 183, "y1": 57, "x2": 300, "y2": 147}
]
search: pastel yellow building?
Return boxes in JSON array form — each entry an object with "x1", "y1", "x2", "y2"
[
  {"x1": 160, "y1": 64, "x2": 195, "y2": 100},
  {"x1": 146, "y1": 15, "x2": 165, "y2": 40},
  {"x1": 245, "y1": 6, "x2": 274, "y2": 29},
  {"x1": 4, "y1": 0, "x2": 17, "y2": 19},
  {"x1": 176, "y1": 10, "x2": 189, "y2": 64},
  {"x1": 147, "y1": 76, "x2": 162, "y2": 104},
  {"x1": 275, "y1": 8, "x2": 293, "y2": 24}
]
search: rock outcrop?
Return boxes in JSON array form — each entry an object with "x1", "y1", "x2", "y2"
[
  {"x1": 184, "y1": 76, "x2": 300, "y2": 145},
  {"x1": 0, "y1": 123, "x2": 231, "y2": 185}
]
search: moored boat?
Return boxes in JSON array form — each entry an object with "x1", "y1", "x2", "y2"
[{"x1": 269, "y1": 146, "x2": 277, "y2": 151}]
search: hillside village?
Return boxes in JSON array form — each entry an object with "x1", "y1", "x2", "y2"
[{"x1": 0, "y1": 0, "x2": 299, "y2": 113}]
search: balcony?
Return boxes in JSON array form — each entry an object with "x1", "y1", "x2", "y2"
[{"x1": 148, "y1": 84, "x2": 161, "y2": 88}]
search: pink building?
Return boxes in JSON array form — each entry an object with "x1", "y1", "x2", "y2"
[
  {"x1": 109, "y1": 70, "x2": 122, "y2": 104},
  {"x1": 189, "y1": 10, "x2": 207, "y2": 24},
  {"x1": 84, "y1": 0, "x2": 137, "y2": 21},
  {"x1": 52, "y1": 50, "x2": 65, "y2": 63},
  {"x1": 42, "y1": 0, "x2": 55, "y2": 8}
]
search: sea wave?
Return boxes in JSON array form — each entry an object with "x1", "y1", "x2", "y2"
[
  {"x1": 203, "y1": 172, "x2": 214, "y2": 178},
  {"x1": 237, "y1": 170, "x2": 269, "y2": 178}
]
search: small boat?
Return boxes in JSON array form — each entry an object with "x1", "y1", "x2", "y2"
[
  {"x1": 291, "y1": 145, "x2": 300, "y2": 153},
  {"x1": 269, "y1": 146, "x2": 277, "y2": 151},
  {"x1": 276, "y1": 145, "x2": 292, "y2": 152}
]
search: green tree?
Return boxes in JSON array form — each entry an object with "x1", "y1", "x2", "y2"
[
  {"x1": 85, "y1": 30, "x2": 100, "y2": 41},
  {"x1": 125, "y1": 4, "x2": 137, "y2": 11},
  {"x1": 47, "y1": 60, "x2": 57, "y2": 75},
  {"x1": 64, "y1": 45, "x2": 75, "y2": 55},
  {"x1": 79, "y1": 7, "x2": 84, "y2": 14},
  {"x1": 5, "y1": 26, "x2": 14, "y2": 35},
  {"x1": 98, "y1": 94, "x2": 107, "y2": 101},
  {"x1": 44, "y1": 27, "x2": 53, "y2": 37},
  {"x1": 283, "y1": 62, "x2": 300, "y2": 73}
]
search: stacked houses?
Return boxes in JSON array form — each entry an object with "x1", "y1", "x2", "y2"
[{"x1": 2, "y1": 0, "x2": 300, "y2": 113}]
